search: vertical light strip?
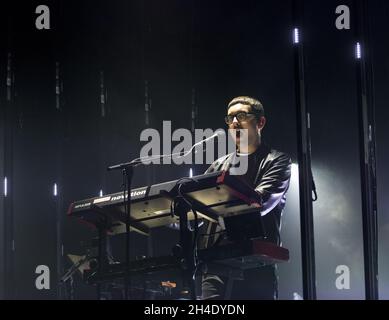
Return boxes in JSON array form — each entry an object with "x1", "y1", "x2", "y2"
[
  {"x1": 100, "y1": 71, "x2": 106, "y2": 117},
  {"x1": 99, "y1": 189, "x2": 103, "y2": 197},
  {"x1": 189, "y1": 168, "x2": 193, "y2": 178},
  {"x1": 53, "y1": 183, "x2": 58, "y2": 197},
  {"x1": 293, "y1": 28, "x2": 300, "y2": 44},
  {"x1": 356, "y1": 42, "x2": 362, "y2": 59},
  {"x1": 55, "y1": 62, "x2": 60, "y2": 110},
  {"x1": 4, "y1": 177, "x2": 8, "y2": 197},
  {"x1": 191, "y1": 88, "x2": 196, "y2": 133}
]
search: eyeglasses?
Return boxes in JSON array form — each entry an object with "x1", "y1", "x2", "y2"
[{"x1": 224, "y1": 112, "x2": 257, "y2": 125}]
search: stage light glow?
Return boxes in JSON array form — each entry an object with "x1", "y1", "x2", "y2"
[
  {"x1": 99, "y1": 189, "x2": 103, "y2": 197},
  {"x1": 189, "y1": 168, "x2": 193, "y2": 178},
  {"x1": 293, "y1": 292, "x2": 303, "y2": 300},
  {"x1": 291, "y1": 163, "x2": 299, "y2": 179},
  {"x1": 54, "y1": 183, "x2": 58, "y2": 197}
]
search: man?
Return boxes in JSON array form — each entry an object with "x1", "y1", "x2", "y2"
[{"x1": 200, "y1": 96, "x2": 291, "y2": 300}]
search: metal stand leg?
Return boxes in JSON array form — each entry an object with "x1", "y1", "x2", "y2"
[
  {"x1": 175, "y1": 198, "x2": 196, "y2": 300},
  {"x1": 97, "y1": 227, "x2": 108, "y2": 300}
]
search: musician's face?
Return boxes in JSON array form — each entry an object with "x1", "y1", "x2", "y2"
[{"x1": 227, "y1": 103, "x2": 266, "y2": 153}]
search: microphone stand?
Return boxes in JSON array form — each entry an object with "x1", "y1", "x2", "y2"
[
  {"x1": 107, "y1": 154, "x2": 194, "y2": 300},
  {"x1": 107, "y1": 132, "x2": 224, "y2": 300}
]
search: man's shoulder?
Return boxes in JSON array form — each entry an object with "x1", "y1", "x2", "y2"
[
  {"x1": 267, "y1": 148, "x2": 291, "y2": 163},
  {"x1": 267, "y1": 149, "x2": 292, "y2": 166}
]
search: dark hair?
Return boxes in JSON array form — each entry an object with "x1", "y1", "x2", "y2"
[{"x1": 227, "y1": 96, "x2": 265, "y2": 118}]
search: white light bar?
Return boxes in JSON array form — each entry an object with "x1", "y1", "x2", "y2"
[
  {"x1": 356, "y1": 42, "x2": 362, "y2": 59},
  {"x1": 189, "y1": 168, "x2": 193, "y2": 178},
  {"x1": 293, "y1": 28, "x2": 300, "y2": 44},
  {"x1": 4, "y1": 177, "x2": 7, "y2": 197},
  {"x1": 99, "y1": 189, "x2": 103, "y2": 197},
  {"x1": 53, "y1": 183, "x2": 58, "y2": 197}
]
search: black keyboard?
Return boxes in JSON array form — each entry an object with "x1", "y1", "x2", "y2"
[{"x1": 83, "y1": 239, "x2": 289, "y2": 284}]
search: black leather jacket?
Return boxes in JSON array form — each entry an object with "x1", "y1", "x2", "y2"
[{"x1": 201, "y1": 143, "x2": 292, "y2": 247}]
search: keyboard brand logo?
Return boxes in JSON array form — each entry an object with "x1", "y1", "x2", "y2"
[
  {"x1": 74, "y1": 202, "x2": 91, "y2": 209},
  {"x1": 111, "y1": 195, "x2": 124, "y2": 202},
  {"x1": 131, "y1": 189, "x2": 147, "y2": 198}
]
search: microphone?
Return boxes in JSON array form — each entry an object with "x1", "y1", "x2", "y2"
[
  {"x1": 108, "y1": 130, "x2": 225, "y2": 170},
  {"x1": 192, "y1": 130, "x2": 225, "y2": 148},
  {"x1": 165, "y1": 129, "x2": 225, "y2": 160},
  {"x1": 134, "y1": 130, "x2": 224, "y2": 164},
  {"x1": 201, "y1": 130, "x2": 225, "y2": 142}
]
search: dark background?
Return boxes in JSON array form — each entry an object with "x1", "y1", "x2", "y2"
[{"x1": 0, "y1": 0, "x2": 388, "y2": 299}]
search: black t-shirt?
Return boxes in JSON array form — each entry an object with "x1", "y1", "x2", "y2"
[{"x1": 234, "y1": 147, "x2": 263, "y2": 187}]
